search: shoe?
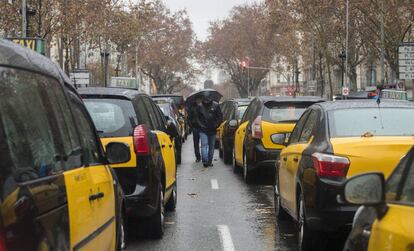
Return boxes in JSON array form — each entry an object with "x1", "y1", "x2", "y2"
[
  {"x1": 196, "y1": 158, "x2": 201, "y2": 163},
  {"x1": 208, "y1": 163, "x2": 213, "y2": 167},
  {"x1": 203, "y1": 163, "x2": 209, "y2": 168}
]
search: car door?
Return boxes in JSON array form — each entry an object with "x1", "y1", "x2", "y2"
[
  {"x1": 279, "y1": 110, "x2": 311, "y2": 213},
  {"x1": 143, "y1": 97, "x2": 176, "y2": 190},
  {"x1": 68, "y1": 92, "x2": 117, "y2": 251},
  {"x1": 368, "y1": 153, "x2": 414, "y2": 251},
  {"x1": 235, "y1": 100, "x2": 257, "y2": 165}
]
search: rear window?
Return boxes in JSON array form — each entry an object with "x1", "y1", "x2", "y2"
[
  {"x1": 329, "y1": 108, "x2": 414, "y2": 137},
  {"x1": 84, "y1": 98, "x2": 137, "y2": 137},
  {"x1": 238, "y1": 105, "x2": 248, "y2": 118},
  {"x1": 262, "y1": 103, "x2": 308, "y2": 123}
]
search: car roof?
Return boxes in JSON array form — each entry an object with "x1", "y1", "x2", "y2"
[
  {"x1": 314, "y1": 100, "x2": 414, "y2": 111},
  {"x1": 0, "y1": 39, "x2": 71, "y2": 86},
  {"x1": 78, "y1": 87, "x2": 146, "y2": 100},
  {"x1": 258, "y1": 96, "x2": 325, "y2": 103},
  {"x1": 151, "y1": 94, "x2": 183, "y2": 98}
]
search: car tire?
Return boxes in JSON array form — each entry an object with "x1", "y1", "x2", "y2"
[
  {"x1": 116, "y1": 208, "x2": 127, "y2": 251},
  {"x1": 223, "y1": 145, "x2": 232, "y2": 165},
  {"x1": 274, "y1": 173, "x2": 290, "y2": 220},
  {"x1": 243, "y1": 151, "x2": 254, "y2": 184},
  {"x1": 176, "y1": 152, "x2": 181, "y2": 165},
  {"x1": 232, "y1": 148, "x2": 241, "y2": 173},
  {"x1": 298, "y1": 192, "x2": 318, "y2": 251},
  {"x1": 219, "y1": 148, "x2": 223, "y2": 158},
  {"x1": 149, "y1": 185, "x2": 165, "y2": 239},
  {"x1": 165, "y1": 182, "x2": 177, "y2": 212}
]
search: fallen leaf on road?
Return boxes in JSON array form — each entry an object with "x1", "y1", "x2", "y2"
[
  {"x1": 165, "y1": 221, "x2": 175, "y2": 225},
  {"x1": 187, "y1": 193, "x2": 198, "y2": 198}
]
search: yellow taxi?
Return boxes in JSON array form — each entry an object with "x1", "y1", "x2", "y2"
[
  {"x1": 232, "y1": 96, "x2": 323, "y2": 183},
  {"x1": 0, "y1": 40, "x2": 127, "y2": 250},
  {"x1": 343, "y1": 146, "x2": 414, "y2": 251},
  {"x1": 274, "y1": 100, "x2": 414, "y2": 251},
  {"x1": 80, "y1": 87, "x2": 178, "y2": 238},
  {"x1": 217, "y1": 99, "x2": 251, "y2": 164}
]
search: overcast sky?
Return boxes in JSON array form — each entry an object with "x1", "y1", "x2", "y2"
[{"x1": 163, "y1": 0, "x2": 261, "y2": 41}]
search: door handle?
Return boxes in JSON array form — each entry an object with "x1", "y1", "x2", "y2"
[
  {"x1": 293, "y1": 157, "x2": 299, "y2": 162},
  {"x1": 169, "y1": 145, "x2": 173, "y2": 148},
  {"x1": 89, "y1": 192, "x2": 104, "y2": 201},
  {"x1": 161, "y1": 144, "x2": 166, "y2": 148},
  {"x1": 282, "y1": 157, "x2": 287, "y2": 161}
]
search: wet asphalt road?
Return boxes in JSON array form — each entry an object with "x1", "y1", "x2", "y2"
[{"x1": 126, "y1": 137, "x2": 299, "y2": 251}]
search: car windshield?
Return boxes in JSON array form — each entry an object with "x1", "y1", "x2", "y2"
[
  {"x1": 84, "y1": 99, "x2": 137, "y2": 137},
  {"x1": 329, "y1": 108, "x2": 414, "y2": 137},
  {"x1": 262, "y1": 103, "x2": 308, "y2": 123}
]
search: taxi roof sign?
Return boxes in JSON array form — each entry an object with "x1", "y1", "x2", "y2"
[
  {"x1": 7, "y1": 38, "x2": 46, "y2": 55},
  {"x1": 381, "y1": 89, "x2": 408, "y2": 101}
]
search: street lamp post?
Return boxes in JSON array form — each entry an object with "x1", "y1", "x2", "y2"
[{"x1": 339, "y1": 51, "x2": 346, "y2": 88}]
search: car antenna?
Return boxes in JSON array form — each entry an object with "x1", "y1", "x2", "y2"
[{"x1": 376, "y1": 86, "x2": 384, "y2": 129}]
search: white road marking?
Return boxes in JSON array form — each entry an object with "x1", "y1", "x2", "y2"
[
  {"x1": 211, "y1": 179, "x2": 219, "y2": 190},
  {"x1": 217, "y1": 225, "x2": 235, "y2": 251}
]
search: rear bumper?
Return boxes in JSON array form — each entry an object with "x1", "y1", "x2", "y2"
[
  {"x1": 249, "y1": 143, "x2": 281, "y2": 171},
  {"x1": 303, "y1": 172, "x2": 358, "y2": 232}
]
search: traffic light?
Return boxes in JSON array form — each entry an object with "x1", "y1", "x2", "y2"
[{"x1": 240, "y1": 60, "x2": 247, "y2": 68}]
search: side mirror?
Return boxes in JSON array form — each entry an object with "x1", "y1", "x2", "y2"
[
  {"x1": 166, "y1": 120, "x2": 179, "y2": 138},
  {"x1": 271, "y1": 133, "x2": 289, "y2": 146},
  {"x1": 228, "y1": 119, "x2": 238, "y2": 128},
  {"x1": 106, "y1": 142, "x2": 131, "y2": 164},
  {"x1": 344, "y1": 172, "x2": 385, "y2": 206}
]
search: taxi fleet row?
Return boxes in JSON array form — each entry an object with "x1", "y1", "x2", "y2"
[
  {"x1": 224, "y1": 95, "x2": 414, "y2": 251},
  {"x1": 0, "y1": 40, "x2": 178, "y2": 250}
]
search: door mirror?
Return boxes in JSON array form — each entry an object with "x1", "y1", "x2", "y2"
[
  {"x1": 106, "y1": 142, "x2": 131, "y2": 164},
  {"x1": 228, "y1": 119, "x2": 238, "y2": 128},
  {"x1": 166, "y1": 120, "x2": 179, "y2": 138},
  {"x1": 344, "y1": 172, "x2": 385, "y2": 205},
  {"x1": 271, "y1": 133, "x2": 289, "y2": 146}
]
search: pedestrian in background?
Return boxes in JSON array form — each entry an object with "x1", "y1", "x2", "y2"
[
  {"x1": 196, "y1": 95, "x2": 223, "y2": 167},
  {"x1": 188, "y1": 97, "x2": 203, "y2": 162}
]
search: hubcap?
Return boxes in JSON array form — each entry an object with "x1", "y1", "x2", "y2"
[
  {"x1": 160, "y1": 191, "x2": 165, "y2": 228},
  {"x1": 274, "y1": 185, "x2": 280, "y2": 213},
  {"x1": 243, "y1": 154, "x2": 247, "y2": 179},
  {"x1": 120, "y1": 218, "x2": 125, "y2": 250}
]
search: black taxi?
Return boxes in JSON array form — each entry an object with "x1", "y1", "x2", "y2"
[
  {"x1": 0, "y1": 40, "x2": 127, "y2": 250},
  {"x1": 80, "y1": 88, "x2": 178, "y2": 238}
]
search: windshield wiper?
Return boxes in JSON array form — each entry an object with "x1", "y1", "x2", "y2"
[{"x1": 361, "y1": 131, "x2": 374, "y2": 138}]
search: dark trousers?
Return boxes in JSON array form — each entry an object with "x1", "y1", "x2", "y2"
[
  {"x1": 200, "y1": 132, "x2": 216, "y2": 164},
  {"x1": 193, "y1": 128, "x2": 201, "y2": 160}
]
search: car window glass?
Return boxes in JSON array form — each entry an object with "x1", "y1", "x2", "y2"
[
  {"x1": 399, "y1": 158, "x2": 414, "y2": 204},
  {"x1": 299, "y1": 110, "x2": 318, "y2": 143},
  {"x1": 0, "y1": 67, "x2": 71, "y2": 182},
  {"x1": 289, "y1": 111, "x2": 310, "y2": 144},
  {"x1": 148, "y1": 98, "x2": 165, "y2": 130},
  {"x1": 134, "y1": 98, "x2": 152, "y2": 129},
  {"x1": 68, "y1": 92, "x2": 103, "y2": 165},
  {"x1": 385, "y1": 154, "x2": 409, "y2": 202},
  {"x1": 237, "y1": 105, "x2": 248, "y2": 119},
  {"x1": 243, "y1": 100, "x2": 257, "y2": 122},
  {"x1": 143, "y1": 97, "x2": 161, "y2": 130}
]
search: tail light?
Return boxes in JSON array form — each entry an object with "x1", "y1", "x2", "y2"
[
  {"x1": 133, "y1": 124, "x2": 151, "y2": 155},
  {"x1": 0, "y1": 229, "x2": 6, "y2": 251},
  {"x1": 312, "y1": 152, "x2": 350, "y2": 178},
  {"x1": 252, "y1": 116, "x2": 263, "y2": 139}
]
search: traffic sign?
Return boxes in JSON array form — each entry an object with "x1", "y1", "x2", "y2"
[
  {"x1": 399, "y1": 43, "x2": 414, "y2": 79},
  {"x1": 70, "y1": 69, "x2": 90, "y2": 87},
  {"x1": 342, "y1": 87, "x2": 349, "y2": 96}
]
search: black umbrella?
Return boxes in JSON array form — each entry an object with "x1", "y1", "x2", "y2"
[{"x1": 185, "y1": 89, "x2": 223, "y2": 105}]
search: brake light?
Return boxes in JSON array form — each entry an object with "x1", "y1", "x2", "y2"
[
  {"x1": 252, "y1": 116, "x2": 263, "y2": 139},
  {"x1": 133, "y1": 125, "x2": 151, "y2": 155},
  {"x1": 312, "y1": 152, "x2": 350, "y2": 178}
]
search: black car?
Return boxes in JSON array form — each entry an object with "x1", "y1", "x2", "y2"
[
  {"x1": 0, "y1": 39, "x2": 127, "y2": 250},
  {"x1": 218, "y1": 98, "x2": 251, "y2": 164},
  {"x1": 80, "y1": 87, "x2": 179, "y2": 238},
  {"x1": 154, "y1": 99, "x2": 183, "y2": 164}
]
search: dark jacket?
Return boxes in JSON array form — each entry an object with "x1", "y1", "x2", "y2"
[{"x1": 196, "y1": 101, "x2": 223, "y2": 135}]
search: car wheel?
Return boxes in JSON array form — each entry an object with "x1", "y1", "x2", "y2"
[
  {"x1": 273, "y1": 173, "x2": 290, "y2": 220},
  {"x1": 219, "y1": 148, "x2": 223, "y2": 158},
  {"x1": 149, "y1": 185, "x2": 165, "y2": 239},
  {"x1": 116, "y1": 209, "x2": 126, "y2": 251},
  {"x1": 176, "y1": 152, "x2": 181, "y2": 165},
  {"x1": 232, "y1": 148, "x2": 241, "y2": 173},
  {"x1": 298, "y1": 192, "x2": 317, "y2": 251},
  {"x1": 165, "y1": 182, "x2": 177, "y2": 211},
  {"x1": 243, "y1": 152, "x2": 254, "y2": 183},
  {"x1": 223, "y1": 145, "x2": 232, "y2": 165}
]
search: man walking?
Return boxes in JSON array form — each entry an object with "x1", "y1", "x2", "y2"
[
  {"x1": 188, "y1": 97, "x2": 202, "y2": 162},
  {"x1": 196, "y1": 96, "x2": 223, "y2": 167}
]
